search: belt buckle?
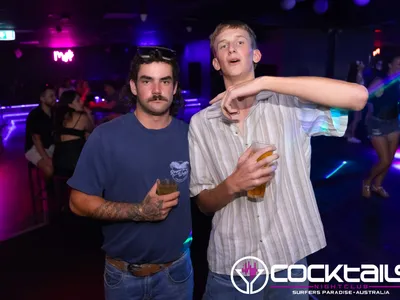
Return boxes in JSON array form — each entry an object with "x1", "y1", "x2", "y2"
[{"x1": 127, "y1": 263, "x2": 142, "y2": 273}]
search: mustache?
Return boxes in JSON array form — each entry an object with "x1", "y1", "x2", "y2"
[{"x1": 148, "y1": 95, "x2": 168, "y2": 102}]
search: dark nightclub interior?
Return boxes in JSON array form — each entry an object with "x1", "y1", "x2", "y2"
[{"x1": 0, "y1": 0, "x2": 400, "y2": 299}]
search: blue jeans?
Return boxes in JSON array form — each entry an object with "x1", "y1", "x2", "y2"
[
  {"x1": 203, "y1": 258, "x2": 309, "y2": 300},
  {"x1": 104, "y1": 249, "x2": 193, "y2": 300}
]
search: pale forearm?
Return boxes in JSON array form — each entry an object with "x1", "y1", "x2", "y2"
[
  {"x1": 197, "y1": 177, "x2": 237, "y2": 213},
  {"x1": 260, "y1": 76, "x2": 368, "y2": 111}
]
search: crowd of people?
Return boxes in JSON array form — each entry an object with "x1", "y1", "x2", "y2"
[{"x1": 23, "y1": 79, "x2": 131, "y2": 218}]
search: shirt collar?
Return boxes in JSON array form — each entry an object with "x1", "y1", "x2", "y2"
[{"x1": 206, "y1": 90, "x2": 274, "y2": 120}]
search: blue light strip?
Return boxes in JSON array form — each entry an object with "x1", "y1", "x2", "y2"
[
  {"x1": 3, "y1": 120, "x2": 16, "y2": 142},
  {"x1": 183, "y1": 230, "x2": 193, "y2": 247},
  {"x1": 2, "y1": 112, "x2": 29, "y2": 118},
  {"x1": 325, "y1": 161, "x2": 347, "y2": 179},
  {"x1": 0, "y1": 97, "x2": 198, "y2": 110},
  {"x1": 0, "y1": 104, "x2": 38, "y2": 110}
]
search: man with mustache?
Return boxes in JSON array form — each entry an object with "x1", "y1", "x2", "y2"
[{"x1": 67, "y1": 47, "x2": 193, "y2": 300}]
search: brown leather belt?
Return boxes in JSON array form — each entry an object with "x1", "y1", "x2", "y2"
[{"x1": 106, "y1": 256, "x2": 175, "y2": 277}]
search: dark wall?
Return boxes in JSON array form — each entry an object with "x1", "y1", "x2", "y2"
[
  {"x1": 257, "y1": 28, "x2": 375, "y2": 79},
  {"x1": 180, "y1": 40, "x2": 211, "y2": 104}
]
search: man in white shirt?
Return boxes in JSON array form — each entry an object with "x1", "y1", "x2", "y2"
[{"x1": 189, "y1": 20, "x2": 368, "y2": 299}]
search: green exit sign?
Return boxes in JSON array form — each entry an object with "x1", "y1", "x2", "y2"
[{"x1": 0, "y1": 30, "x2": 15, "y2": 41}]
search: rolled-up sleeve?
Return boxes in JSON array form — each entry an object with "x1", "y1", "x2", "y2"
[{"x1": 188, "y1": 116, "x2": 216, "y2": 197}]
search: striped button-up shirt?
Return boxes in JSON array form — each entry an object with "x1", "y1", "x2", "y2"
[{"x1": 188, "y1": 91, "x2": 347, "y2": 275}]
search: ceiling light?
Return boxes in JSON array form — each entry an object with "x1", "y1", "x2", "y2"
[{"x1": 281, "y1": 0, "x2": 296, "y2": 10}]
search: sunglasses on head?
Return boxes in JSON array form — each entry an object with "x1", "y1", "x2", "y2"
[{"x1": 136, "y1": 46, "x2": 176, "y2": 61}]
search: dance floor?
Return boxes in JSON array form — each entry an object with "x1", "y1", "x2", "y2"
[{"x1": 0, "y1": 109, "x2": 399, "y2": 300}]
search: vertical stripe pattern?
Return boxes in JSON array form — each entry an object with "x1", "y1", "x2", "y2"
[{"x1": 189, "y1": 91, "x2": 348, "y2": 275}]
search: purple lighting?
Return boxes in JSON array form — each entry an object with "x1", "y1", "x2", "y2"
[
  {"x1": 281, "y1": 0, "x2": 296, "y2": 10},
  {"x1": 393, "y1": 149, "x2": 400, "y2": 171},
  {"x1": 10, "y1": 119, "x2": 26, "y2": 123},
  {"x1": 393, "y1": 162, "x2": 400, "y2": 171},
  {"x1": 353, "y1": 0, "x2": 370, "y2": 6},
  {"x1": 2, "y1": 112, "x2": 29, "y2": 118},
  {"x1": 184, "y1": 98, "x2": 200, "y2": 108},
  {"x1": 0, "y1": 104, "x2": 38, "y2": 110},
  {"x1": 313, "y1": 0, "x2": 328, "y2": 14},
  {"x1": 369, "y1": 148, "x2": 400, "y2": 171},
  {"x1": 137, "y1": 30, "x2": 161, "y2": 46},
  {"x1": 53, "y1": 49, "x2": 74, "y2": 62},
  {"x1": 3, "y1": 120, "x2": 16, "y2": 142}
]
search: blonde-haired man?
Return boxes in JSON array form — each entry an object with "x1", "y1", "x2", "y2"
[{"x1": 189, "y1": 20, "x2": 368, "y2": 299}]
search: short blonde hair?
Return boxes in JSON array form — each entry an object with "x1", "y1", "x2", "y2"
[{"x1": 209, "y1": 20, "x2": 257, "y2": 55}]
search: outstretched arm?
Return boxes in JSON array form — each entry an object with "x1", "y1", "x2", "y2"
[
  {"x1": 210, "y1": 76, "x2": 369, "y2": 117},
  {"x1": 257, "y1": 76, "x2": 368, "y2": 111}
]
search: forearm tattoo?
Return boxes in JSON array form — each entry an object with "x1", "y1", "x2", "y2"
[
  {"x1": 89, "y1": 201, "x2": 145, "y2": 221},
  {"x1": 89, "y1": 195, "x2": 165, "y2": 222}
]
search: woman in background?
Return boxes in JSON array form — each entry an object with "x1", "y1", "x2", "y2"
[
  {"x1": 345, "y1": 60, "x2": 365, "y2": 143},
  {"x1": 364, "y1": 57, "x2": 384, "y2": 88},
  {"x1": 363, "y1": 55, "x2": 400, "y2": 198},
  {"x1": 52, "y1": 90, "x2": 94, "y2": 177}
]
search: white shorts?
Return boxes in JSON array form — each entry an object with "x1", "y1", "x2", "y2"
[{"x1": 25, "y1": 145, "x2": 55, "y2": 166}]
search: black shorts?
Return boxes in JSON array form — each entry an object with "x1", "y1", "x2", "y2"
[{"x1": 367, "y1": 117, "x2": 400, "y2": 137}]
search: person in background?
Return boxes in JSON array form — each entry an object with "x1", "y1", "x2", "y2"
[
  {"x1": 67, "y1": 46, "x2": 193, "y2": 300},
  {"x1": 52, "y1": 90, "x2": 94, "y2": 178},
  {"x1": 102, "y1": 81, "x2": 119, "y2": 109},
  {"x1": 104, "y1": 81, "x2": 131, "y2": 114},
  {"x1": 364, "y1": 57, "x2": 384, "y2": 124},
  {"x1": 25, "y1": 85, "x2": 56, "y2": 179},
  {"x1": 345, "y1": 60, "x2": 365, "y2": 143},
  {"x1": 364, "y1": 56, "x2": 384, "y2": 88},
  {"x1": 58, "y1": 78, "x2": 75, "y2": 98},
  {"x1": 189, "y1": 20, "x2": 368, "y2": 299},
  {"x1": 91, "y1": 81, "x2": 130, "y2": 123},
  {"x1": 363, "y1": 54, "x2": 400, "y2": 198}
]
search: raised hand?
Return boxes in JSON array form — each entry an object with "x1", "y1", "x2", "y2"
[{"x1": 209, "y1": 77, "x2": 265, "y2": 120}]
